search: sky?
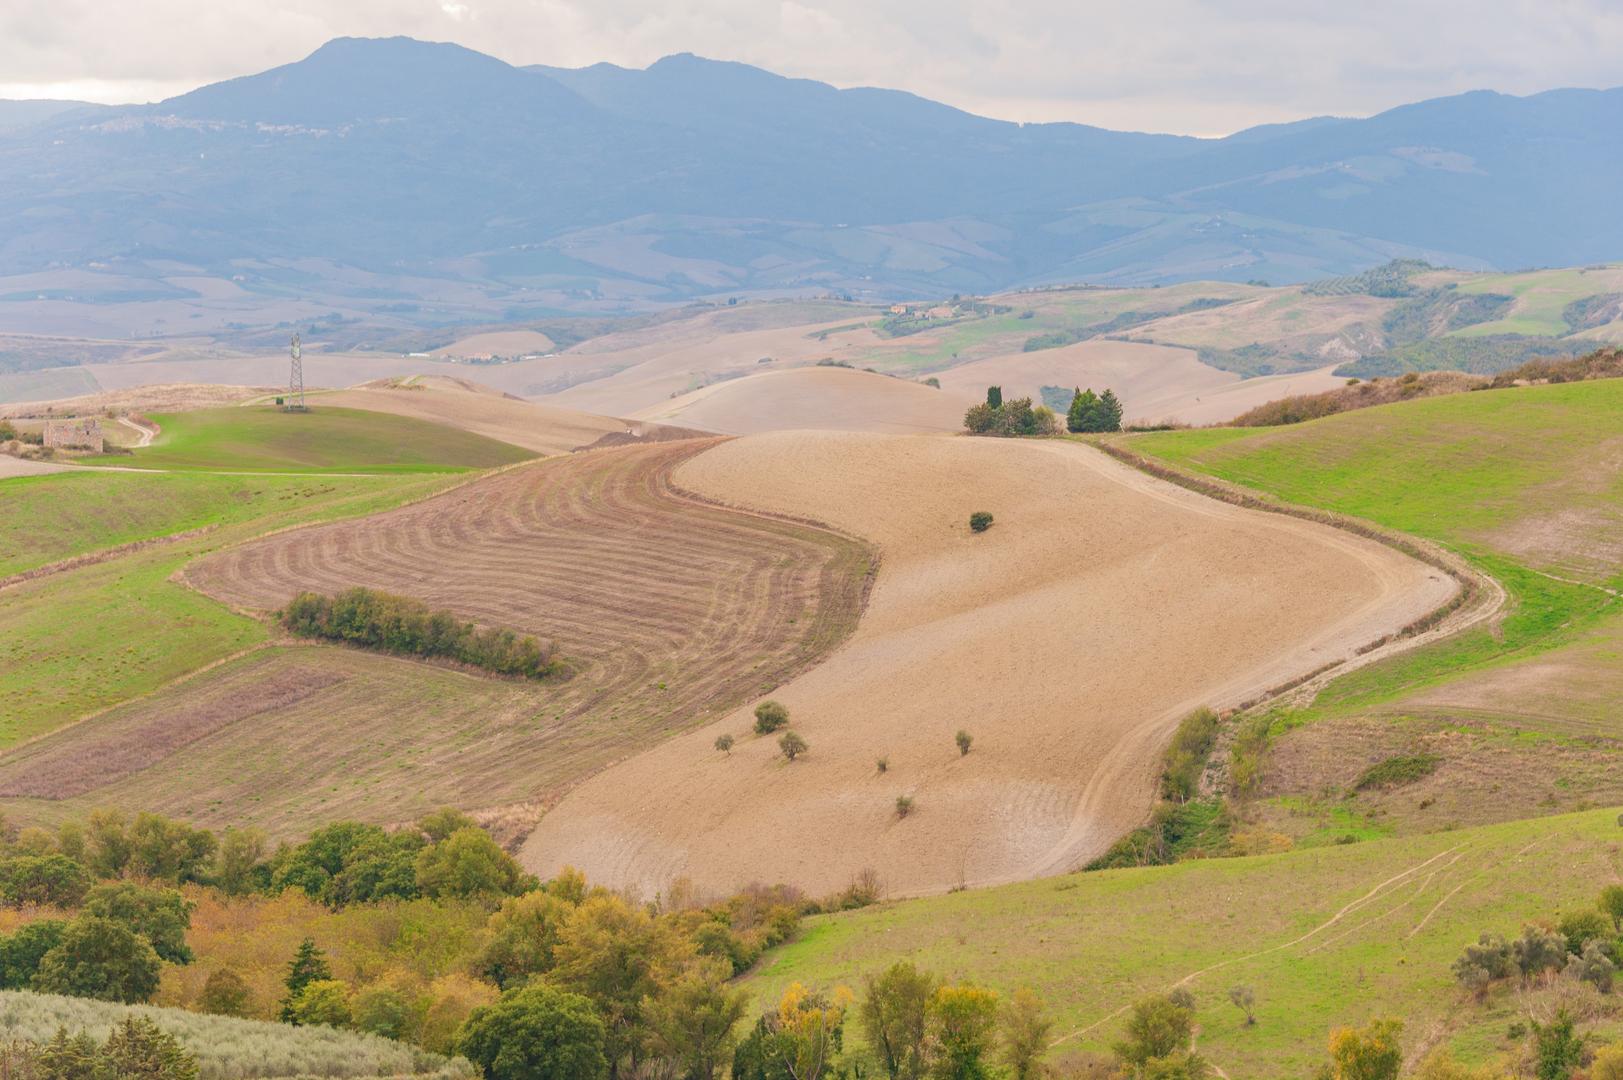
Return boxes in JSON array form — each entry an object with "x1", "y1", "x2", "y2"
[{"x1": 4, "y1": 1, "x2": 1622, "y2": 136}]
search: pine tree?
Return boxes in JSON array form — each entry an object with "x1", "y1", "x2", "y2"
[
  {"x1": 986, "y1": 385, "x2": 1002, "y2": 409},
  {"x1": 1097, "y1": 389, "x2": 1124, "y2": 432},
  {"x1": 279, "y1": 937, "x2": 332, "y2": 1023},
  {"x1": 1067, "y1": 388, "x2": 1099, "y2": 433}
]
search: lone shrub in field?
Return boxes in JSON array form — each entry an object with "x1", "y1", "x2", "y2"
[
  {"x1": 1325, "y1": 1017, "x2": 1402, "y2": 1080},
  {"x1": 1228, "y1": 985, "x2": 1256, "y2": 1026},
  {"x1": 876, "y1": 757, "x2": 888, "y2": 774},
  {"x1": 753, "y1": 700, "x2": 789, "y2": 734},
  {"x1": 281, "y1": 587, "x2": 560, "y2": 679},
  {"x1": 779, "y1": 731, "x2": 808, "y2": 762},
  {"x1": 969, "y1": 512, "x2": 993, "y2": 533},
  {"x1": 714, "y1": 734, "x2": 735, "y2": 755},
  {"x1": 458, "y1": 983, "x2": 608, "y2": 1080},
  {"x1": 1602, "y1": 884, "x2": 1623, "y2": 932},
  {"x1": 1114, "y1": 994, "x2": 1194, "y2": 1070},
  {"x1": 895, "y1": 796, "x2": 915, "y2": 819},
  {"x1": 956, "y1": 730, "x2": 973, "y2": 756}
]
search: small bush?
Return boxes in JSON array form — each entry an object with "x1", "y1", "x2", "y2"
[
  {"x1": 753, "y1": 701, "x2": 789, "y2": 735},
  {"x1": 955, "y1": 730, "x2": 973, "y2": 756},
  {"x1": 876, "y1": 757, "x2": 888, "y2": 774},
  {"x1": 1160, "y1": 707, "x2": 1220, "y2": 803},
  {"x1": 714, "y1": 734, "x2": 735, "y2": 755},
  {"x1": 1354, "y1": 754, "x2": 1439, "y2": 791},
  {"x1": 779, "y1": 731, "x2": 808, "y2": 762},
  {"x1": 969, "y1": 512, "x2": 994, "y2": 533},
  {"x1": 895, "y1": 796, "x2": 915, "y2": 818}
]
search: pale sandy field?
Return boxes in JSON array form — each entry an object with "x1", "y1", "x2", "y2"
[
  {"x1": 310, "y1": 376, "x2": 653, "y2": 455},
  {"x1": 430, "y1": 330, "x2": 557, "y2": 358},
  {"x1": 630, "y1": 366, "x2": 972, "y2": 434},
  {"x1": 521, "y1": 432, "x2": 1455, "y2": 897},
  {"x1": 541, "y1": 318, "x2": 883, "y2": 416},
  {"x1": 937, "y1": 339, "x2": 1346, "y2": 426}
]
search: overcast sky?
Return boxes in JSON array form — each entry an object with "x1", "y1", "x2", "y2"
[{"x1": 4, "y1": 1, "x2": 1621, "y2": 136}]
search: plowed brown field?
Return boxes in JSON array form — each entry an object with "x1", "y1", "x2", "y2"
[
  {"x1": 149, "y1": 440, "x2": 872, "y2": 834},
  {"x1": 522, "y1": 432, "x2": 1456, "y2": 898}
]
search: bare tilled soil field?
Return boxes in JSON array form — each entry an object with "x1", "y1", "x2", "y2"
[
  {"x1": 145, "y1": 440, "x2": 872, "y2": 832},
  {"x1": 523, "y1": 432, "x2": 1456, "y2": 897}
]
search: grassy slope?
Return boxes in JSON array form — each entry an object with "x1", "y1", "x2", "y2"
[
  {"x1": 96, "y1": 406, "x2": 534, "y2": 473},
  {"x1": 1450, "y1": 266, "x2": 1623, "y2": 339},
  {"x1": 749, "y1": 808, "x2": 1623, "y2": 1077},
  {"x1": 1129, "y1": 377, "x2": 1622, "y2": 707},
  {"x1": 0, "y1": 470, "x2": 458, "y2": 745},
  {"x1": 0, "y1": 988, "x2": 471, "y2": 1078},
  {"x1": 0, "y1": 471, "x2": 398, "y2": 578}
]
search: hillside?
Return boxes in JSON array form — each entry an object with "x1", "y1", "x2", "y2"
[
  {"x1": 0, "y1": 37, "x2": 1619, "y2": 342},
  {"x1": 1127, "y1": 378, "x2": 1623, "y2": 843},
  {"x1": 746, "y1": 806, "x2": 1623, "y2": 1077},
  {"x1": 522, "y1": 431, "x2": 1451, "y2": 896}
]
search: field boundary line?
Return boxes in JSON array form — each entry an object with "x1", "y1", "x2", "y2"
[
  {"x1": 0, "y1": 525, "x2": 219, "y2": 593},
  {"x1": 1090, "y1": 437, "x2": 1506, "y2": 701},
  {"x1": 0, "y1": 642, "x2": 277, "y2": 757}
]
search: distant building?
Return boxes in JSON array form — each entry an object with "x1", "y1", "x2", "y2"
[
  {"x1": 889, "y1": 303, "x2": 908, "y2": 315},
  {"x1": 44, "y1": 417, "x2": 103, "y2": 451}
]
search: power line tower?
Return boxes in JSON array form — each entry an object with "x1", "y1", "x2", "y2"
[{"x1": 286, "y1": 332, "x2": 307, "y2": 411}]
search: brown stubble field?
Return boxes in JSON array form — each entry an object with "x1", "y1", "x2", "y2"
[{"x1": 3, "y1": 440, "x2": 872, "y2": 840}]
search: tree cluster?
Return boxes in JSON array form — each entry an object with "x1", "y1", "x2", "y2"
[
  {"x1": 1065, "y1": 388, "x2": 1123, "y2": 433},
  {"x1": 964, "y1": 388, "x2": 1060, "y2": 438},
  {"x1": 1451, "y1": 887, "x2": 1623, "y2": 999},
  {"x1": 282, "y1": 587, "x2": 560, "y2": 679}
]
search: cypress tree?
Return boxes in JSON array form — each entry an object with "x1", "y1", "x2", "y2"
[
  {"x1": 1067, "y1": 388, "x2": 1100, "y2": 433},
  {"x1": 986, "y1": 385, "x2": 1002, "y2": 409},
  {"x1": 1098, "y1": 389, "x2": 1124, "y2": 432},
  {"x1": 279, "y1": 937, "x2": 332, "y2": 1023}
]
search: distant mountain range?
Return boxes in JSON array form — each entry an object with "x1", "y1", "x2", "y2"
[{"x1": 1, "y1": 36, "x2": 1619, "y2": 326}]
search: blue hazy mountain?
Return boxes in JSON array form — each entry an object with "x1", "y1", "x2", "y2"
[{"x1": 0, "y1": 36, "x2": 1617, "y2": 314}]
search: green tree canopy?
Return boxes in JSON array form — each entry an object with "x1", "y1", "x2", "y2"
[
  {"x1": 82, "y1": 881, "x2": 195, "y2": 964},
  {"x1": 458, "y1": 983, "x2": 609, "y2": 1080},
  {"x1": 34, "y1": 916, "x2": 162, "y2": 1003}
]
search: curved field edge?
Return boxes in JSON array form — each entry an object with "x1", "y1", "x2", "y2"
[
  {"x1": 745, "y1": 805, "x2": 1623, "y2": 1078},
  {"x1": 0, "y1": 469, "x2": 474, "y2": 748},
  {"x1": 0, "y1": 988, "x2": 472, "y2": 1078},
  {"x1": 1088, "y1": 437, "x2": 1499, "y2": 709},
  {"x1": 8, "y1": 442, "x2": 877, "y2": 843},
  {"x1": 522, "y1": 431, "x2": 1452, "y2": 897}
]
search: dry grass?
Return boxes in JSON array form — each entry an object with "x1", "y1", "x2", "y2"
[{"x1": 631, "y1": 365, "x2": 970, "y2": 434}]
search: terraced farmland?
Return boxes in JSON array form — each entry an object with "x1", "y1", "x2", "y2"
[{"x1": 121, "y1": 439, "x2": 876, "y2": 835}]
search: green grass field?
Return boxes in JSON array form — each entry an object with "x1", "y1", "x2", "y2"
[
  {"x1": 95, "y1": 406, "x2": 533, "y2": 473},
  {"x1": 0, "y1": 470, "x2": 459, "y2": 745},
  {"x1": 0, "y1": 471, "x2": 407, "y2": 578},
  {"x1": 1128, "y1": 379, "x2": 1623, "y2": 587},
  {"x1": 1450, "y1": 266, "x2": 1623, "y2": 338},
  {"x1": 747, "y1": 807, "x2": 1623, "y2": 1077}
]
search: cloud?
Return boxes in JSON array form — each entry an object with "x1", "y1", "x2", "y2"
[{"x1": 1, "y1": 0, "x2": 1620, "y2": 134}]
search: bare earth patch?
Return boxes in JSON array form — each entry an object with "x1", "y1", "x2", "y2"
[
  {"x1": 522, "y1": 431, "x2": 1454, "y2": 897},
  {"x1": 631, "y1": 365, "x2": 971, "y2": 435}
]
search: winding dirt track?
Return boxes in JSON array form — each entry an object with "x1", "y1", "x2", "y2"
[
  {"x1": 186, "y1": 439, "x2": 872, "y2": 748},
  {"x1": 522, "y1": 432, "x2": 1456, "y2": 898}
]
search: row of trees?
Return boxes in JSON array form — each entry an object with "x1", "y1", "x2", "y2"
[
  {"x1": 1065, "y1": 388, "x2": 1123, "y2": 433},
  {"x1": 281, "y1": 587, "x2": 560, "y2": 679}
]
